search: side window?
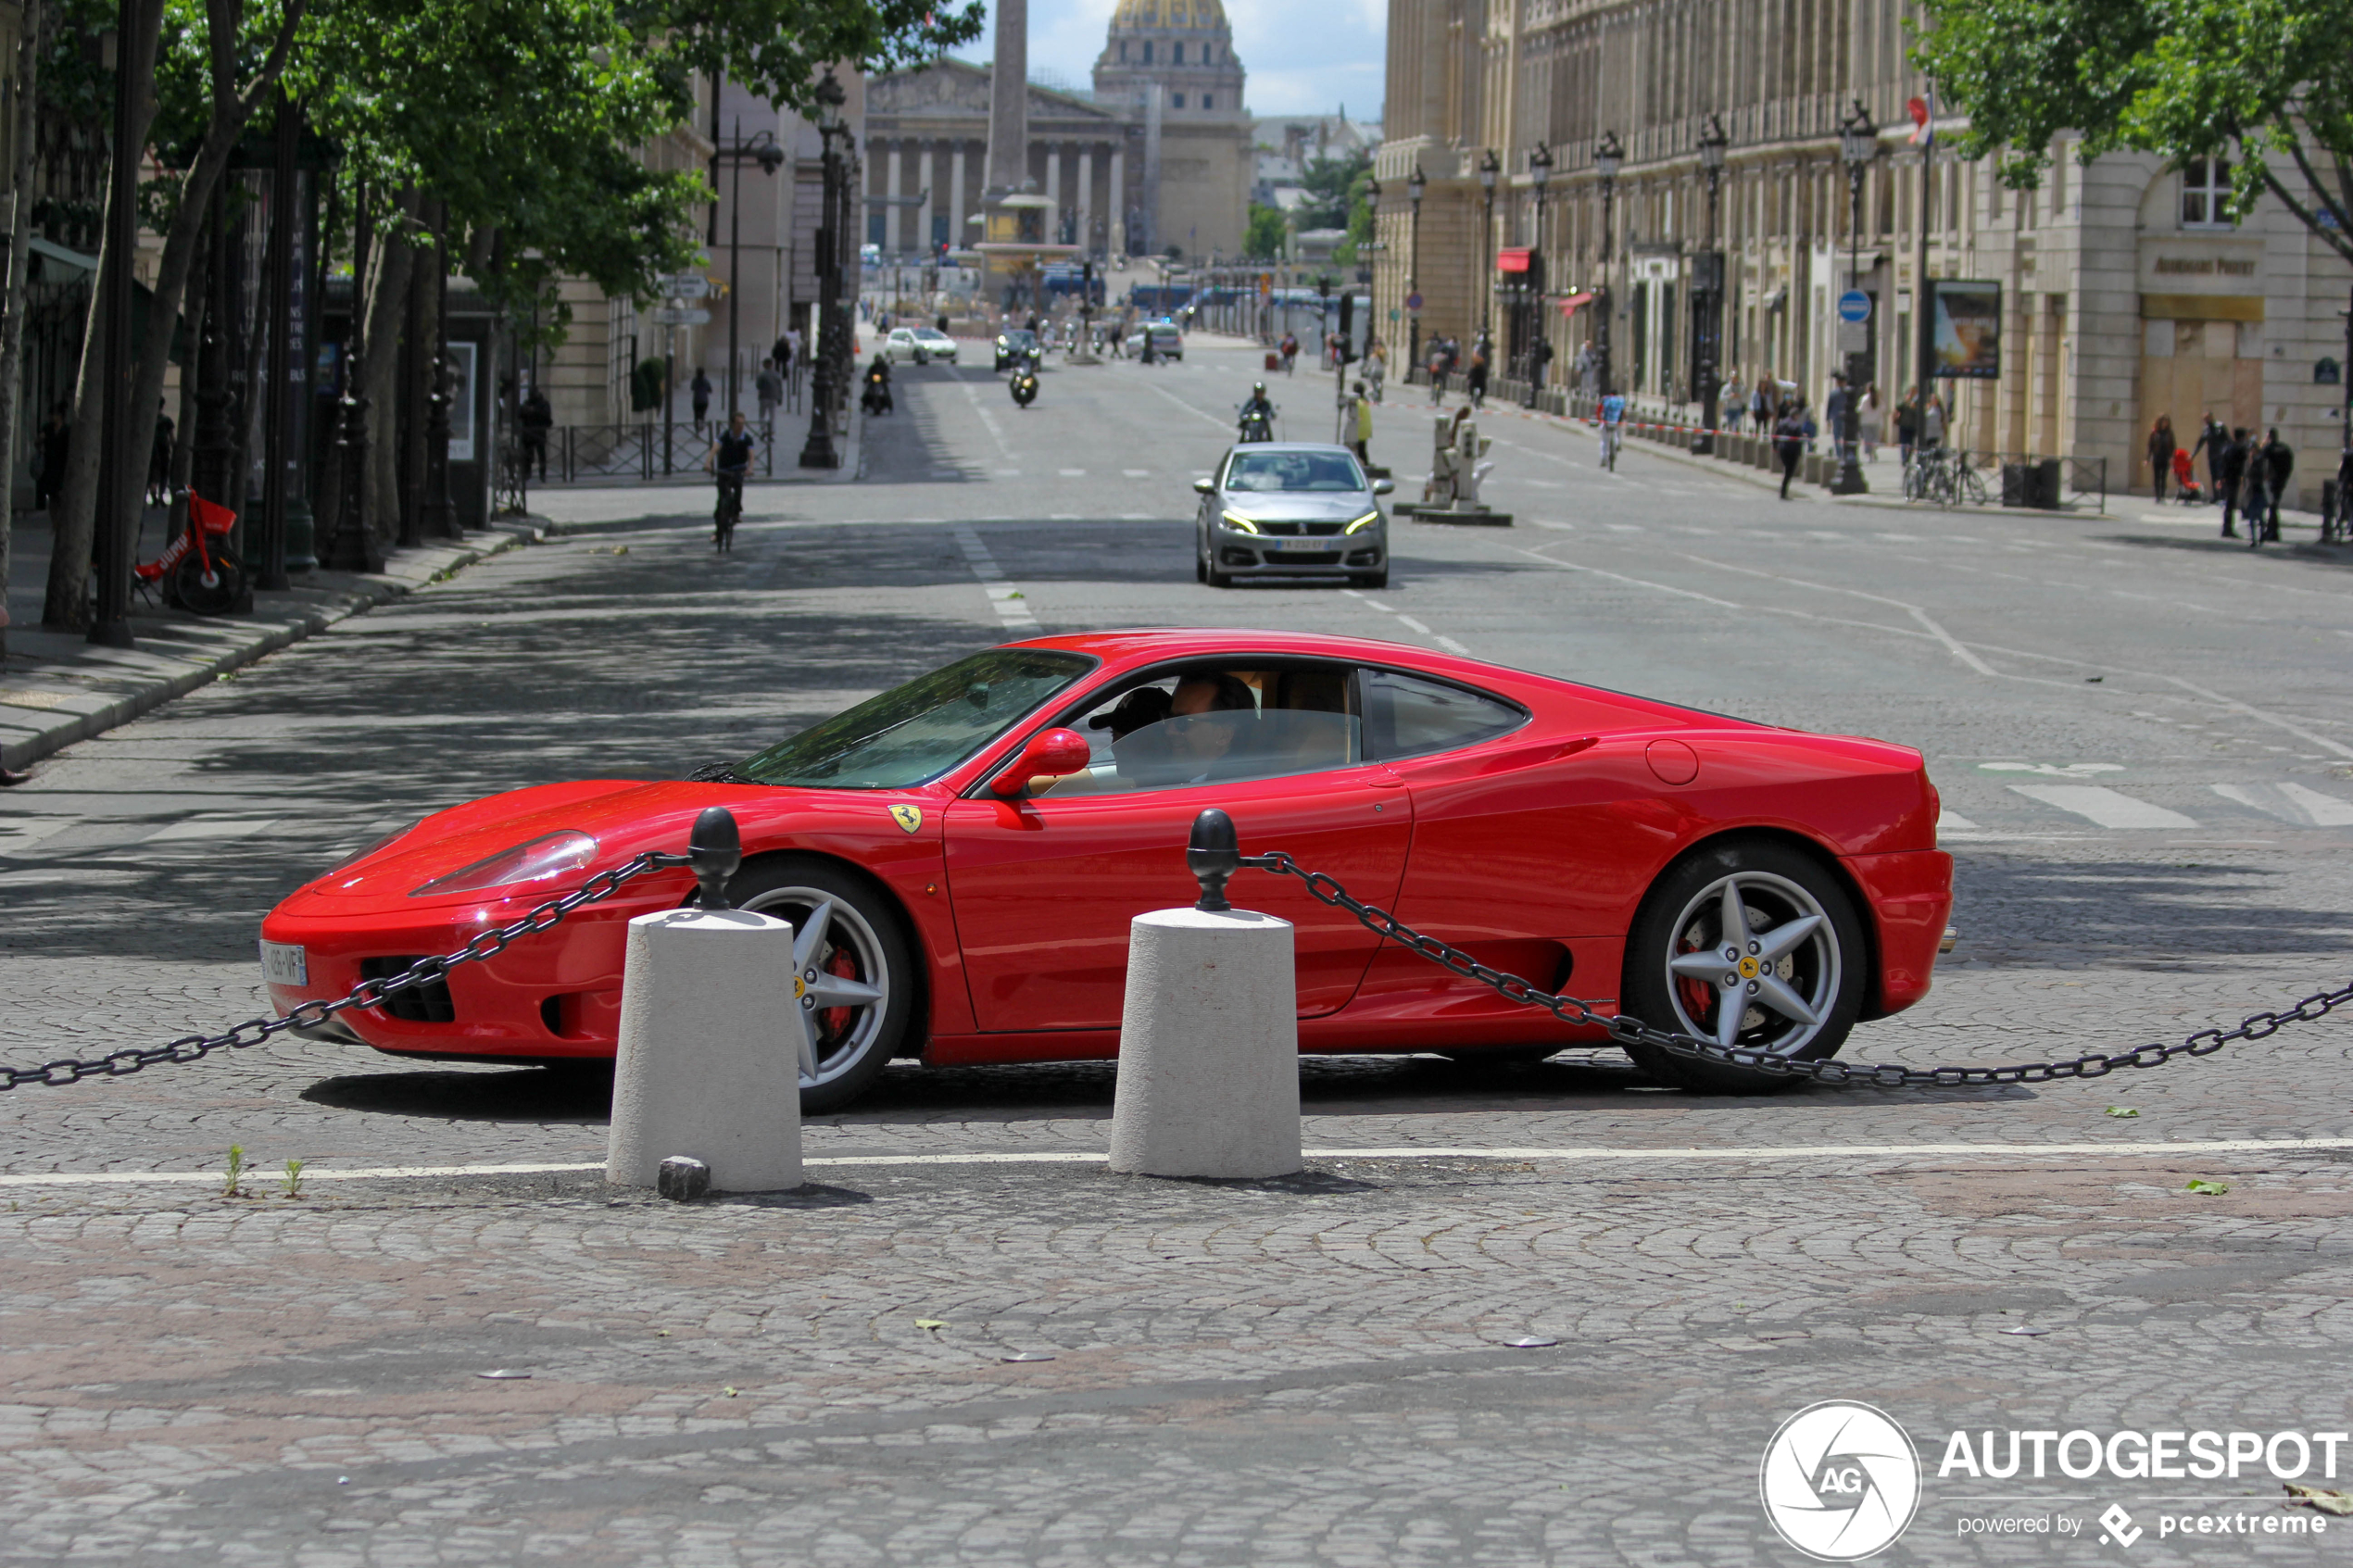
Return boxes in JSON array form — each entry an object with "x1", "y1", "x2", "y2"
[
  {"x1": 1022, "y1": 664, "x2": 1364, "y2": 797},
  {"x1": 1360, "y1": 667, "x2": 1527, "y2": 760}
]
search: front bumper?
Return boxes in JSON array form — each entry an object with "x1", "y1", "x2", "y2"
[
  {"x1": 258, "y1": 875, "x2": 693, "y2": 1060},
  {"x1": 1214, "y1": 532, "x2": 1386, "y2": 576}
]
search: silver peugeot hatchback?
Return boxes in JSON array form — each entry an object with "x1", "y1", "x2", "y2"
[{"x1": 1191, "y1": 442, "x2": 1393, "y2": 590}]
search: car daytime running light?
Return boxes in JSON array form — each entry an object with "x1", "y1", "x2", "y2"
[
  {"x1": 1343, "y1": 511, "x2": 1382, "y2": 533},
  {"x1": 1220, "y1": 511, "x2": 1262, "y2": 533},
  {"x1": 409, "y1": 832, "x2": 599, "y2": 897}
]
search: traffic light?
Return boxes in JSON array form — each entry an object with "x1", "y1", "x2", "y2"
[{"x1": 1337, "y1": 293, "x2": 1355, "y2": 364}]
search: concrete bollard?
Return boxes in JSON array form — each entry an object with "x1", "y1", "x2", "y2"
[
  {"x1": 606, "y1": 908, "x2": 804, "y2": 1193},
  {"x1": 1108, "y1": 905, "x2": 1302, "y2": 1180}
]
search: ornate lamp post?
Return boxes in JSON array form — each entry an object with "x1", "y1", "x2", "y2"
[
  {"x1": 1523, "y1": 142, "x2": 1552, "y2": 408},
  {"x1": 719, "y1": 124, "x2": 786, "y2": 420},
  {"x1": 1693, "y1": 113, "x2": 1729, "y2": 453},
  {"x1": 1476, "y1": 147, "x2": 1500, "y2": 336},
  {"x1": 799, "y1": 71, "x2": 848, "y2": 470},
  {"x1": 1593, "y1": 130, "x2": 1623, "y2": 398},
  {"x1": 1832, "y1": 99, "x2": 1879, "y2": 495},
  {"x1": 1406, "y1": 162, "x2": 1426, "y2": 370}
]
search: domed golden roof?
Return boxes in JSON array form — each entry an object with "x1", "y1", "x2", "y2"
[{"x1": 1109, "y1": 0, "x2": 1227, "y2": 30}]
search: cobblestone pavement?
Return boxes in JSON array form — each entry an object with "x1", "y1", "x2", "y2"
[{"x1": 2, "y1": 343, "x2": 2351, "y2": 1563}]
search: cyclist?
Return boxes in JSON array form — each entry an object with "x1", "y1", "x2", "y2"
[
  {"x1": 1598, "y1": 388, "x2": 1627, "y2": 470},
  {"x1": 706, "y1": 409, "x2": 756, "y2": 551}
]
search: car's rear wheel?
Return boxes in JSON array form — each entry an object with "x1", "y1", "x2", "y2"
[
  {"x1": 1618, "y1": 839, "x2": 1865, "y2": 1095},
  {"x1": 728, "y1": 856, "x2": 916, "y2": 1113}
]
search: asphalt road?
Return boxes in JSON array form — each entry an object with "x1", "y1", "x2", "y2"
[{"x1": 3, "y1": 336, "x2": 2351, "y2": 1564}]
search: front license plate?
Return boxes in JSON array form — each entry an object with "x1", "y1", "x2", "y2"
[
  {"x1": 259, "y1": 940, "x2": 308, "y2": 987},
  {"x1": 1276, "y1": 537, "x2": 1329, "y2": 551}
]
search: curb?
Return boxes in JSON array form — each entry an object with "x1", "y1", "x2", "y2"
[{"x1": 0, "y1": 521, "x2": 542, "y2": 775}]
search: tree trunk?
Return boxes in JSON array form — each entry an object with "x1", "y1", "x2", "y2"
[
  {"x1": 359, "y1": 188, "x2": 418, "y2": 545},
  {"x1": 0, "y1": 0, "x2": 44, "y2": 658},
  {"x1": 398, "y1": 198, "x2": 439, "y2": 543},
  {"x1": 42, "y1": 0, "x2": 164, "y2": 628}
]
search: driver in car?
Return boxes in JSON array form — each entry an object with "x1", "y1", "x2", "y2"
[{"x1": 1166, "y1": 672, "x2": 1255, "y2": 782}]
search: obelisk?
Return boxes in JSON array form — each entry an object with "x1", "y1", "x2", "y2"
[{"x1": 984, "y1": 0, "x2": 1027, "y2": 200}]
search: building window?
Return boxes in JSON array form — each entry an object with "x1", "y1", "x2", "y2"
[
  {"x1": 1173, "y1": 42, "x2": 1184, "y2": 63},
  {"x1": 1117, "y1": 41, "x2": 1126, "y2": 60},
  {"x1": 2182, "y1": 157, "x2": 2233, "y2": 228},
  {"x1": 1141, "y1": 40, "x2": 1151, "y2": 62},
  {"x1": 1173, "y1": 93, "x2": 1185, "y2": 108},
  {"x1": 1202, "y1": 94, "x2": 1213, "y2": 110}
]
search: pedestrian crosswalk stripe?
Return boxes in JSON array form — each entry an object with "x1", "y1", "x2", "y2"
[
  {"x1": 2007, "y1": 784, "x2": 2197, "y2": 829},
  {"x1": 2211, "y1": 781, "x2": 2353, "y2": 827},
  {"x1": 1936, "y1": 809, "x2": 1982, "y2": 833}
]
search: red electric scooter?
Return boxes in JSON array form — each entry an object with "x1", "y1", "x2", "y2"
[{"x1": 135, "y1": 490, "x2": 245, "y2": 615}]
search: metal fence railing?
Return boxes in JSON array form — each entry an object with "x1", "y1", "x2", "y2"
[{"x1": 522, "y1": 422, "x2": 782, "y2": 485}]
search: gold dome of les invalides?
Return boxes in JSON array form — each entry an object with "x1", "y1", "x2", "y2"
[{"x1": 1108, "y1": 0, "x2": 1230, "y2": 29}]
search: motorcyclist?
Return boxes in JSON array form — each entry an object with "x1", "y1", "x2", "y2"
[
  {"x1": 862, "y1": 354, "x2": 893, "y2": 416},
  {"x1": 1010, "y1": 357, "x2": 1039, "y2": 408},
  {"x1": 1239, "y1": 382, "x2": 1275, "y2": 441}
]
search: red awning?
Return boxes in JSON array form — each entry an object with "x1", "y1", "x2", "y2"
[
  {"x1": 1555, "y1": 291, "x2": 1597, "y2": 316},
  {"x1": 1495, "y1": 247, "x2": 1532, "y2": 273}
]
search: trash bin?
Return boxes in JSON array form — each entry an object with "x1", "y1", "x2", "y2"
[
  {"x1": 2034, "y1": 458, "x2": 2063, "y2": 509},
  {"x1": 2001, "y1": 462, "x2": 2034, "y2": 508}
]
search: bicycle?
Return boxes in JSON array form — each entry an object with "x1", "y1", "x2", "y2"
[
  {"x1": 134, "y1": 490, "x2": 245, "y2": 614},
  {"x1": 713, "y1": 469, "x2": 745, "y2": 552},
  {"x1": 1600, "y1": 421, "x2": 1622, "y2": 471}
]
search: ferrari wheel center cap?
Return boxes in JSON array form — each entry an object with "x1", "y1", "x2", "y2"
[
  {"x1": 1736, "y1": 956, "x2": 1761, "y2": 979},
  {"x1": 793, "y1": 975, "x2": 808, "y2": 1000}
]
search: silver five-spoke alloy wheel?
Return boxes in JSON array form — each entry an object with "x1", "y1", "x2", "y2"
[
  {"x1": 738, "y1": 884, "x2": 892, "y2": 1089},
  {"x1": 1659, "y1": 870, "x2": 1842, "y2": 1058}
]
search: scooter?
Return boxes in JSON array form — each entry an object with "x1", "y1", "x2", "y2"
[
  {"x1": 135, "y1": 490, "x2": 244, "y2": 614},
  {"x1": 1237, "y1": 405, "x2": 1276, "y2": 444},
  {"x1": 1010, "y1": 359, "x2": 1039, "y2": 408}
]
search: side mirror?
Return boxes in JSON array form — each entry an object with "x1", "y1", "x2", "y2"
[
  {"x1": 1192, "y1": 477, "x2": 1215, "y2": 495},
  {"x1": 1372, "y1": 479, "x2": 1394, "y2": 495},
  {"x1": 991, "y1": 727, "x2": 1092, "y2": 797}
]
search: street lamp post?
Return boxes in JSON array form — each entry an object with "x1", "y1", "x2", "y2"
[
  {"x1": 1406, "y1": 163, "x2": 1426, "y2": 372},
  {"x1": 719, "y1": 120, "x2": 786, "y2": 420},
  {"x1": 1594, "y1": 130, "x2": 1623, "y2": 399},
  {"x1": 1477, "y1": 147, "x2": 1500, "y2": 338},
  {"x1": 799, "y1": 71, "x2": 848, "y2": 470},
  {"x1": 1524, "y1": 142, "x2": 1552, "y2": 408},
  {"x1": 1832, "y1": 99, "x2": 1879, "y2": 495},
  {"x1": 87, "y1": 0, "x2": 145, "y2": 646},
  {"x1": 1693, "y1": 114, "x2": 1729, "y2": 454}
]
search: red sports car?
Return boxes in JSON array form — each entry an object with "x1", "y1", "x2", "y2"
[{"x1": 258, "y1": 630, "x2": 1952, "y2": 1110}]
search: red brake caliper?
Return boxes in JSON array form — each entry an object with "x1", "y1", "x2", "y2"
[{"x1": 821, "y1": 947, "x2": 858, "y2": 1038}]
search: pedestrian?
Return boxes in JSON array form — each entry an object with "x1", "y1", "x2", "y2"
[
  {"x1": 1527, "y1": 334, "x2": 1554, "y2": 408},
  {"x1": 147, "y1": 404, "x2": 174, "y2": 507},
  {"x1": 756, "y1": 358, "x2": 784, "y2": 424},
  {"x1": 2242, "y1": 434, "x2": 2271, "y2": 544},
  {"x1": 1347, "y1": 379, "x2": 1373, "y2": 466},
  {"x1": 1279, "y1": 330, "x2": 1299, "y2": 374},
  {"x1": 1823, "y1": 376, "x2": 1850, "y2": 468},
  {"x1": 2147, "y1": 414, "x2": 2176, "y2": 500},
  {"x1": 1750, "y1": 374, "x2": 1773, "y2": 433},
  {"x1": 1919, "y1": 392, "x2": 1946, "y2": 454},
  {"x1": 2262, "y1": 428, "x2": 2294, "y2": 541},
  {"x1": 1466, "y1": 333, "x2": 1490, "y2": 410},
  {"x1": 1365, "y1": 337, "x2": 1388, "y2": 402},
  {"x1": 1894, "y1": 387, "x2": 1920, "y2": 469},
  {"x1": 1859, "y1": 383, "x2": 1883, "y2": 460},
  {"x1": 1720, "y1": 371, "x2": 1744, "y2": 433},
  {"x1": 519, "y1": 383, "x2": 554, "y2": 481},
  {"x1": 1773, "y1": 400, "x2": 1807, "y2": 499},
  {"x1": 2219, "y1": 427, "x2": 2250, "y2": 538},
  {"x1": 2187, "y1": 413, "x2": 2222, "y2": 502},
  {"x1": 690, "y1": 368, "x2": 712, "y2": 433},
  {"x1": 35, "y1": 399, "x2": 68, "y2": 509}
]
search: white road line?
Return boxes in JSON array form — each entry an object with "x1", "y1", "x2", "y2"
[
  {"x1": 952, "y1": 525, "x2": 1038, "y2": 630},
  {"x1": 10, "y1": 1136, "x2": 2353, "y2": 1187},
  {"x1": 1435, "y1": 635, "x2": 1470, "y2": 654},
  {"x1": 1685, "y1": 556, "x2": 2002, "y2": 678},
  {"x1": 1937, "y1": 809, "x2": 1983, "y2": 833},
  {"x1": 955, "y1": 380, "x2": 1020, "y2": 464},
  {"x1": 1130, "y1": 373, "x2": 1233, "y2": 432},
  {"x1": 2162, "y1": 674, "x2": 2353, "y2": 761},
  {"x1": 142, "y1": 817, "x2": 283, "y2": 843},
  {"x1": 2007, "y1": 784, "x2": 2198, "y2": 829},
  {"x1": 1396, "y1": 615, "x2": 1433, "y2": 634},
  {"x1": 2212, "y1": 781, "x2": 2353, "y2": 827},
  {"x1": 1058, "y1": 469, "x2": 1086, "y2": 476}
]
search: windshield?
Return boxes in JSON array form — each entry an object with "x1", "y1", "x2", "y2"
[
  {"x1": 1225, "y1": 450, "x2": 1366, "y2": 493},
  {"x1": 914, "y1": 330, "x2": 950, "y2": 341},
  {"x1": 736, "y1": 649, "x2": 1097, "y2": 788},
  {"x1": 1001, "y1": 331, "x2": 1037, "y2": 345}
]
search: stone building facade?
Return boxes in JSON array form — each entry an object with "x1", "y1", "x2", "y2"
[
  {"x1": 1373, "y1": 0, "x2": 2352, "y2": 507},
  {"x1": 862, "y1": 0, "x2": 1252, "y2": 264}
]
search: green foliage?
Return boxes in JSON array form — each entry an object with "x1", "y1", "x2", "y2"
[
  {"x1": 1244, "y1": 202, "x2": 1289, "y2": 259},
  {"x1": 1333, "y1": 168, "x2": 1375, "y2": 266},
  {"x1": 1294, "y1": 148, "x2": 1370, "y2": 231},
  {"x1": 1916, "y1": 0, "x2": 2353, "y2": 264},
  {"x1": 623, "y1": 0, "x2": 981, "y2": 114}
]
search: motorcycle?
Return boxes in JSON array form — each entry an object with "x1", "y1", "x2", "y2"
[
  {"x1": 1010, "y1": 359, "x2": 1039, "y2": 408},
  {"x1": 861, "y1": 363, "x2": 893, "y2": 416},
  {"x1": 1237, "y1": 405, "x2": 1276, "y2": 444}
]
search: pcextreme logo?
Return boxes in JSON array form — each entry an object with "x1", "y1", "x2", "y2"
[{"x1": 1760, "y1": 1402, "x2": 1923, "y2": 1561}]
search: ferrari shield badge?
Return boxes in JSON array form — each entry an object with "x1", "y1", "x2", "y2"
[{"x1": 888, "y1": 804, "x2": 924, "y2": 834}]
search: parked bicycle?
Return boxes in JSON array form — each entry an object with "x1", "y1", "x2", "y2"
[{"x1": 1902, "y1": 445, "x2": 1987, "y2": 508}]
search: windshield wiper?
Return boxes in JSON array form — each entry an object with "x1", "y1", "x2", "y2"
[{"x1": 687, "y1": 760, "x2": 762, "y2": 785}]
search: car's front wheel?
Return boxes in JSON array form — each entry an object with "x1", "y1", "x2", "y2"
[
  {"x1": 727, "y1": 856, "x2": 916, "y2": 1113},
  {"x1": 1618, "y1": 839, "x2": 1865, "y2": 1094}
]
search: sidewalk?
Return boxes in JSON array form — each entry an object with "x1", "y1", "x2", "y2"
[{"x1": 1, "y1": 512, "x2": 546, "y2": 774}]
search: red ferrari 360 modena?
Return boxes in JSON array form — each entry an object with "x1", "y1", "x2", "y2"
[{"x1": 258, "y1": 630, "x2": 1953, "y2": 1110}]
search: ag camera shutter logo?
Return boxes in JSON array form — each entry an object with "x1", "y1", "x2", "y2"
[{"x1": 1760, "y1": 1401, "x2": 1923, "y2": 1560}]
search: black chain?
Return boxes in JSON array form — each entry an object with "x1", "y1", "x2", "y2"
[
  {"x1": 1247, "y1": 852, "x2": 2353, "y2": 1087},
  {"x1": 0, "y1": 852, "x2": 693, "y2": 1092}
]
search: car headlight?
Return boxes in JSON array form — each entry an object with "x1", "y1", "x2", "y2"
[
  {"x1": 1343, "y1": 510, "x2": 1382, "y2": 534},
  {"x1": 409, "y1": 832, "x2": 598, "y2": 897},
  {"x1": 1220, "y1": 511, "x2": 1261, "y2": 534}
]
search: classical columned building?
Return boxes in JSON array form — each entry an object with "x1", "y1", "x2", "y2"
[{"x1": 1374, "y1": 0, "x2": 2350, "y2": 506}]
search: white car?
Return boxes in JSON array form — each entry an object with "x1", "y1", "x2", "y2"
[{"x1": 883, "y1": 327, "x2": 959, "y2": 366}]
